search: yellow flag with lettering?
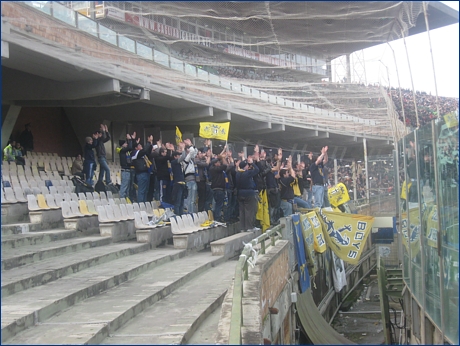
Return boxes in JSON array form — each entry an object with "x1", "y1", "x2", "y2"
[
  {"x1": 318, "y1": 209, "x2": 374, "y2": 265},
  {"x1": 306, "y1": 211, "x2": 327, "y2": 253},
  {"x1": 300, "y1": 213, "x2": 318, "y2": 277},
  {"x1": 328, "y1": 183, "x2": 350, "y2": 207},
  {"x1": 401, "y1": 207, "x2": 421, "y2": 257},
  {"x1": 175, "y1": 126, "x2": 183, "y2": 145},
  {"x1": 199, "y1": 122, "x2": 230, "y2": 140},
  {"x1": 444, "y1": 112, "x2": 459, "y2": 128},
  {"x1": 400, "y1": 180, "x2": 411, "y2": 200}
]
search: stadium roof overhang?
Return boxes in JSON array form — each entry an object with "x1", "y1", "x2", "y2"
[
  {"x1": 133, "y1": 1, "x2": 458, "y2": 59},
  {"x1": 1, "y1": 2, "x2": 458, "y2": 159}
]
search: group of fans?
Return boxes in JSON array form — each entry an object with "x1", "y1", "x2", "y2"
[{"x1": 111, "y1": 134, "x2": 332, "y2": 232}]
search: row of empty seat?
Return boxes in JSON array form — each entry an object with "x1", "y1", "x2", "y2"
[{"x1": 170, "y1": 212, "x2": 213, "y2": 235}]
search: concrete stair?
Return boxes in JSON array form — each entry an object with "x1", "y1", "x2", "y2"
[{"x1": 1, "y1": 205, "x2": 243, "y2": 345}]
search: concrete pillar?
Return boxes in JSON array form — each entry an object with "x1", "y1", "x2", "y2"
[{"x1": 1, "y1": 105, "x2": 21, "y2": 149}]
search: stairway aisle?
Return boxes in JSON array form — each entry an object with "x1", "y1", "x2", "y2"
[{"x1": 100, "y1": 259, "x2": 237, "y2": 345}]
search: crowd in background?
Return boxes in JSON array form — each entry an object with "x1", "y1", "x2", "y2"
[{"x1": 389, "y1": 88, "x2": 459, "y2": 128}]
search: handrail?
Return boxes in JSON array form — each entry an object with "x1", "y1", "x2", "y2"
[
  {"x1": 228, "y1": 223, "x2": 285, "y2": 344},
  {"x1": 19, "y1": 1, "x2": 389, "y2": 138}
]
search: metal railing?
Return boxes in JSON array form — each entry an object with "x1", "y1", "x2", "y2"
[{"x1": 228, "y1": 224, "x2": 285, "y2": 344}]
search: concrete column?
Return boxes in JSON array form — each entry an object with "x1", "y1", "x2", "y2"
[
  {"x1": 346, "y1": 54, "x2": 351, "y2": 83},
  {"x1": 1, "y1": 105, "x2": 21, "y2": 149}
]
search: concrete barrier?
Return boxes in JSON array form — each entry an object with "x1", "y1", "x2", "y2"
[
  {"x1": 99, "y1": 220, "x2": 136, "y2": 242},
  {"x1": 28, "y1": 209, "x2": 64, "y2": 230},
  {"x1": 136, "y1": 225, "x2": 173, "y2": 248},
  {"x1": 63, "y1": 215, "x2": 100, "y2": 235},
  {"x1": 1, "y1": 203, "x2": 29, "y2": 224},
  {"x1": 211, "y1": 229, "x2": 262, "y2": 259},
  {"x1": 173, "y1": 222, "x2": 239, "y2": 251}
]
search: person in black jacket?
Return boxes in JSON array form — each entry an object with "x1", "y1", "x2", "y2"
[
  {"x1": 19, "y1": 123, "x2": 34, "y2": 156},
  {"x1": 95, "y1": 124, "x2": 112, "y2": 185},
  {"x1": 209, "y1": 148, "x2": 229, "y2": 222},
  {"x1": 131, "y1": 139, "x2": 152, "y2": 203},
  {"x1": 236, "y1": 157, "x2": 260, "y2": 232},
  {"x1": 83, "y1": 133, "x2": 98, "y2": 185},
  {"x1": 152, "y1": 141, "x2": 174, "y2": 204},
  {"x1": 117, "y1": 132, "x2": 135, "y2": 200},
  {"x1": 170, "y1": 145, "x2": 187, "y2": 215}
]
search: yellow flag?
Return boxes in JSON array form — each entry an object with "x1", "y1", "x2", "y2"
[
  {"x1": 300, "y1": 214, "x2": 318, "y2": 277},
  {"x1": 401, "y1": 207, "x2": 421, "y2": 258},
  {"x1": 328, "y1": 183, "x2": 350, "y2": 207},
  {"x1": 175, "y1": 126, "x2": 182, "y2": 145},
  {"x1": 306, "y1": 211, "x2": 327, "y2": 253},
  {"x1": 318, "y1": 209, "x2": 374, "y2": 265},
  {"x1": 199, "y1": 122, "x2": 230, "y2": 140},
  {"x1": 256, "y1": 190, "x2": 270, "y2": 232},
  {"x1": 444, "y1": 112, "x2": 459, "y2": 128},
  {"x1": 400, "y1": 180, "x2": 411, "y2": 200}
]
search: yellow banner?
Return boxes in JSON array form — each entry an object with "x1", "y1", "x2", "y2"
[
  {"x1": 300, "y1": 214, "x2": 318, "y2": 277},
  {"x1": 306, "y1": 211, "x2": 327, "y2": 253},
  {"x1": 401, "y1": 207, "x2": 421, "y2": 257},
  {"x1": 444, "y1": 112, "x2": 459, "y2": 128},
  {"x1": 318, "y1": 209, "x2": 374, "y2": 265},
  {"x1": 175, "y1": 126, "x2": 183, "y2": 145},
  {"x1": 199, "y1": 122, "x2": 230, "y2": 140},
  {"x1": 328, "y1": 183, "x2": 350, "y2": 207},
  {"x1": 400, "y1": 180, "x2": 411, "y2": 200}
]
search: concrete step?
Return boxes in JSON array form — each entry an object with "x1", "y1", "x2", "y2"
[
  {"x1": 3, "y1": 249, "x2": 224, "y2": 345},
  {"x1": 1, "y1": 241, "x2": 150, "y2": 297},
  {"x1": 1, "y1": 246, "x2": 187, "y2": 343},
  {"x1": 210, "y1": 229, "x2": 261, "y2": 259},
  {"x1": 1, "y1": 222, "x2": 43, "y2": 236},
  {"x1": 100, "y1": 259, "x2": 237, "y2": 345},
  {"x1": 1, "y1": 229, "x2": 80, "y2": 249},
  {"x1": 1, "y1": 236, "x2": 112, "y2": 270}
]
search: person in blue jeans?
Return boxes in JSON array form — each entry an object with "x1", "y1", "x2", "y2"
[
  {"x1": 131, "y1": 140, "x2": 152, "y2": 203},
  {"x1": 310, "y1": 146, "x2": 328, "y2": 208},
  {"x1": 95, "y1": 124, "x2": 112, "y2": 185},
  {"x1": 83, "y1": 134, "x2": 98, "y2": 185}
]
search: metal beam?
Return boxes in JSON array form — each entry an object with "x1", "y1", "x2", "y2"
[{"x1": 1, "y1": 105, "x2": 21, "y2": 149}]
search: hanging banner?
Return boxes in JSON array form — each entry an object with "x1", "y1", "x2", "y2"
[
  {"x1": 425, "y1": 204, "x2": 438, "y2": 249},
  {"x1": 292, "y1": 214, "x2": 310, "y2": 293},
  {"x1": 199, "y1": 122, "x2": 230, "y2": 140},
  {"x1": 328, "y1": 183, "x2": 350, "y2": 207},
  {"x1": 401, "y1": 207, "x2": 422, "y2": 258},
  {"x1": 306, "y1": 211, "x2": 327, "y2": 253},
  {"x1": 400, "y1": 180, "x2": 412, "y2": 200},
  {"x1": 256, "y1": 189, "x2": 270, "y2": 232},
  {"x1": 332, "y1": 251, "x2": 347, "y2": 293},
  {"x1": 300, "y1": 213, "x2": 318, "y2": 277},
  {"x1": 318, "y1": 209, "x2": 374, "y2": 265}
]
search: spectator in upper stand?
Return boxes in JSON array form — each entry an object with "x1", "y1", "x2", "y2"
[
  {"x1": 278, "y1": 157, "x2": 296, "y2": 217},
  {"x1": 310, "y1": 146, "x2": 328, "y2": 208},
  {"x1": 3, "y1": 140, "x2": 16, "y2": 163},
  {"x1": 19, "y1": 123, "x2": 34, "y2": 156},
  {"x1": 170, "y1": 144, "x2": 187, "y2": 216},
  {"x1": 152, "y1": 141, "x2": 174, "y2": 204},
  {"x1": 181, "y1": 139, "x2": 198, "y2": 214},
  {"x1": 71, "y1": 153, "x2": 85, "y2": 180},
  {"x1": 83, "y1": 134, "x2": 98, "y2": 185},
  {"x1": 236, "y1": 156, "x2": 260, "y2": 232},
  {"x1": 131, "y1": 139, "x2": 151, "y2": 204},
  {"x1": 195, "y1": 147, "x2": 212, "y2": 212},
  {"x1": 117, "y1": 132, "x2": 135, "y2": 200},
  {"x1": 209, "y1": 146, "x2": 229, "y2": 222},
  {"x1": 95, "y1": 124, "x2": 112, "y2": 186}
]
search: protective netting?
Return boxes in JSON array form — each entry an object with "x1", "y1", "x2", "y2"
[{"x1": 6, "y1": 1, "x2": 456, "y2": 145}]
